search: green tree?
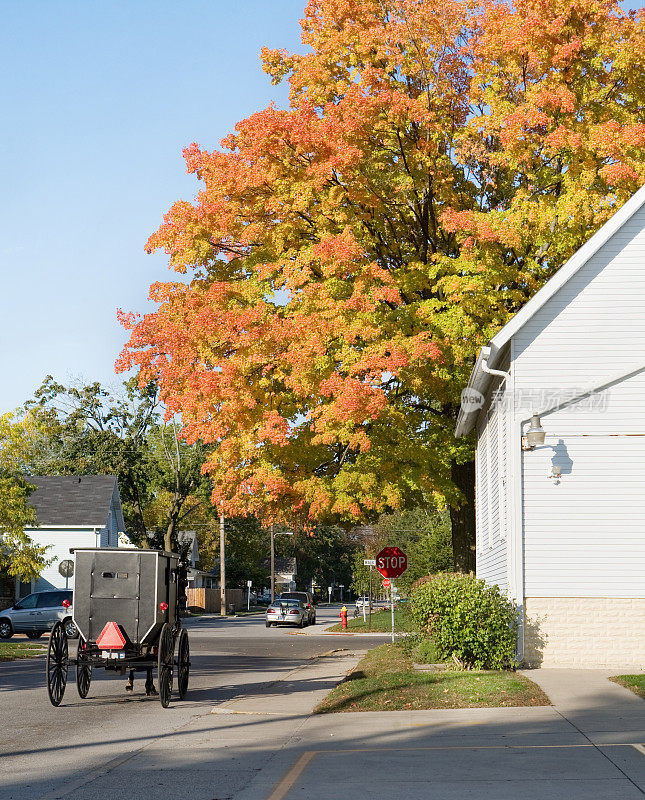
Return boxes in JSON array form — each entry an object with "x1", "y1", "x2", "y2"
[
  {"x1": 282, "y1": 524, "x2": 356, "y2": 596},
  {"x1": 0, "y1": 413, "x2": 51, "y2": 580},
  {"x1": 222, "y1": 515, "x2": 270, "y2": 588},
  {"x1": 375, "y1": 507, "x2": 453, "y2": 593},
  {"x1": 351, "y1": 506, "x2": 453, "y2": 595},
  {"x1": 24, "y1": 376, "x2": 209, "y2": 553}
]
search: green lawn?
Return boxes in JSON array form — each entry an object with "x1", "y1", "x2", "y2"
[
  {"x1": 231, "y1": 607, "x2": 266, "y2": 616},
  {"x1": 314, "y1": 642, "x2": 549, "y2": 713},
  {"x1": 0, "y1": 641, "x2": 48, "y2": 662},
  {"x1": 609, "y1": 674, "x2": 645, "y2": 699},
  {"x1": 326, "y1": 608, "x2": 415, "y2": 633}
]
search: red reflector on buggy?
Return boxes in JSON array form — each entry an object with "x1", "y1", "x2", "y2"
[{"x1": 96, "y1": 621, "x2": 126, "y2": 649}]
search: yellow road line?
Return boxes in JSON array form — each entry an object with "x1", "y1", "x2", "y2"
[
  {"x1": 266, "y1": 751, "x2": 317, "y2": 800},
  {"x1": 331, "y1": 743, "x2": 643, "y2": 752},
  {"x1": 266, "y1": 742, "x2": 645, "y2": 798}
]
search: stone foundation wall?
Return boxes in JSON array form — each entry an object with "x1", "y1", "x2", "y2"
[{"x1": 523, "y1": 597, "x2": 645, "y2": 669}]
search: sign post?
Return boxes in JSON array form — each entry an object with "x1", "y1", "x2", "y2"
[
  {"x1": 247, "y1": 579, "x2": 252, "y2": 611},
  {"x1": 58, "y1": 559, "x2": 74, "y2": 590},
  {"x1": 363, "y1": 559, "x2": 376, "y2": 624},
  {"x1": 376, "y1": 547, "x2": 407, "y2": 642},
  {"x1": 327, "y1": 586, "x2": 332, "y2": 605}
]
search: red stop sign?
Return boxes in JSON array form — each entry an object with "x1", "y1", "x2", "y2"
[
  {"x1": 376, "y1": 546, "x2": 407, "y2": 578},
  {"x1": 382, "y1": 578, "x2": 391, "y2": 588}
]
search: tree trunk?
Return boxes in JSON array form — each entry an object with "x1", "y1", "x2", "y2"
[
  {"x1": 164, "y1": 494, "x2": 184, "y2": 552},
  {"x1": 449, "y1": 459, "x2": 476, "y2": 573}
]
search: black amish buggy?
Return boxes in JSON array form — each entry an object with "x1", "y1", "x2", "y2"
[{"x1": 46, "y1": 548, "x2": 190, "y2": 708}]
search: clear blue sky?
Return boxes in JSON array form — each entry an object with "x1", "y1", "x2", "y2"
[
  {"x1": 1, "y1": 1, "x2": 641, "y2": 414},
  {"x1": 0, "y1": 0, "x2": 304, "y2": 413}
]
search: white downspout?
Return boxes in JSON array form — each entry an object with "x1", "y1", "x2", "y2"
[{"x1": 481, "y1": 346, "x2": 511, "y2": 384}]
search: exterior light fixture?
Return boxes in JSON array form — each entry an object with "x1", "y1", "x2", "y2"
[{"x1": 523, "y1": 414, "x2": 546, "y2": 450}]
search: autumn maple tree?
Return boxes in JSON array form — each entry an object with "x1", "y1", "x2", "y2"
[{"x1": 119, "y1": 0, "x2": 645, "y2": 570}]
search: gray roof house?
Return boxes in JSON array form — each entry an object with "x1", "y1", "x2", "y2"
[{"x1": 20, "y1": 475, "x2": 126, "y2": 596}]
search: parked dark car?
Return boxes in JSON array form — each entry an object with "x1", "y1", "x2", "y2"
[
  {"x1": 278, "y1": 591, "x2": 316, "y2": 624},
  {"x1": 0, "y1": 590, "x2": 78, "y2": 639}
]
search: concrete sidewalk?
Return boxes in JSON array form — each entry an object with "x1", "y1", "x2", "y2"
[
  {"x1": 232, "y1": 666, "x2": 645, "y2": 800},
  {"x1": 16, "y1": 649, "x2": 645, "y2": 800},
  {"x1": 211, "y1": 649, "x2": 364, "y2": 716}
]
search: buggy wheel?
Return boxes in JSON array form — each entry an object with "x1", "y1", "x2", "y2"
[
  {"x1": 46, "y1": 621, "x2": 68, "y2": 706},
  {"x1": 177, "y1": 628, "x2": 190, "y2": 700},
  {"x1": 76, "y1": 639, "x2": 92, "y2": 698},
  {"x1": 158, "y1": 623, "x2": 174, "y2": 708}
]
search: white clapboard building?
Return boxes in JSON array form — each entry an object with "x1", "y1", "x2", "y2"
[
  {"x1": 21, "y1": 476, "x2": 125, "y2": 596},
  {"x1": 456, "y1": 184, "x2": 645, "y2": 668}
]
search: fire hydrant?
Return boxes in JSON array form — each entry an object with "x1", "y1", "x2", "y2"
[{"x1": 340, "y1": 605, "x2": 348, "y2": 630}]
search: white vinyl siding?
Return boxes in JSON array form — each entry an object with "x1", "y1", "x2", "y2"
[
  {"x1": 512, "y1": 202, "x2": 645, "y2": 398},
  {"x1": 499, "y1": 411, "x2": 508, "y2": 541},
  {"x1": 487, "y1": 409, "x2": 500, "y2": 548},
  {"x1": 476, "y1": 399, "x2": 509, "y2": 593},
  {"x1": 476, "y1": 423, "x2": 489, "y2": 554},
  {"x1": 27, "y1": 528, "x2": 102, "y2": 591},
  {"x1": 523, "y1": 422, "x2": 645, "y2": 597},
  {"x1": 510, "y1": 200, "x2": 645, "y2": 599}
]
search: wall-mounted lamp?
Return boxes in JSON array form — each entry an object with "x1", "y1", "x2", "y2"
[{"x1": 522, "y1": 414, "x2": 546, "y2": 450}]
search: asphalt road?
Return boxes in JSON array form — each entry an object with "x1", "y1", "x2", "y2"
[
  {"x1": 4, "y1": 607, "x2": 645, "y2": 800},
  {"x1": 0, "y1": 604, "x2": 381, "y2": 800}
]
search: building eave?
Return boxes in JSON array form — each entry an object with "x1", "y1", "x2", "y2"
[
  {"x1": 489, "y1": 183, "x2": 645, "y2": 356},
  {"x1": 455, "y1": 183, "x2": 645, "y2": 439},
  {"x1": 455, "y1": 347, "x2": 496, "y2": 438}
]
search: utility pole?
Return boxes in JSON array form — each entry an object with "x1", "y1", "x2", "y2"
[
  {"x1": 270, "y1": 526, "x2": 292, "y2": 602},
  {"x1": 219, "y1": 506, "x2": 226, "y2": 616},
  {"x1": 270, "y1": 523, "x2": 275, "y2": 603}
]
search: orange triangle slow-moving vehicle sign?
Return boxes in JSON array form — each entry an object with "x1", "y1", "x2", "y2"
[{"x1": 96, "y1": 621, "x2": 126, "y2": 649}]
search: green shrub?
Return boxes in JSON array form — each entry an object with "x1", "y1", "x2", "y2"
[
  {"x1": 410, "y1": 573, "x2": 518, "y2": 670},
  {"x1": 399, "y1": 631, "x2": 439, "y2": 664}
]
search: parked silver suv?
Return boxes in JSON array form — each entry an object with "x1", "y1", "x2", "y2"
[
  {"x1": 0, "y1": 590, "x2": 78, "y2": 639},
  {"x1": 278, "y1": 592, "x2": 316, "y2": 624}
]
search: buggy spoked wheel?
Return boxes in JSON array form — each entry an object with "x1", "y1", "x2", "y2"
[
  {"x1": 46, "y1": 621, "x2": 69, "y2": 706},
  {"x1": 158, "y1": 623, "x2": 174, "y2": 708},
  {"x1": 177, "y1": 628, "x2": 190, "y2": 700},
  {"x1": 76, "y1": 639, "x2": 92, "y2": 698}
]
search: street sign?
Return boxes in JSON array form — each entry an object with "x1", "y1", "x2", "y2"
[
  {"x1": 382, "y1": 578, "x2": 390, "y2": 588},
  {"x1": 247, "y1": 580, "x2": 252, "y2": 587},
  {"x1": 363, "y1": 559, "x2": 376, "y2": 566},
  {"x1": 58, "y1": 560, "x2": 74, "y2": 578},
  {"x1": 376, "y1": 546, "x2": 407, "y2": 578}
]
